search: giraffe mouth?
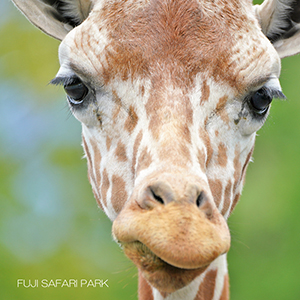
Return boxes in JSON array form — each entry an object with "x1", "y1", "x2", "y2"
[
  {"x1": 113, "y1": 201, "x2": 230, "y2": 269},
  {"x1": 112, "y1": 200, "x2": 230, "y2": 292},
  {"x1": 122, "y1": 240, "x2": 209, "y2": 270},
  {"x1": 121, "y1": 241, "x2": 209, "y2": 293}
]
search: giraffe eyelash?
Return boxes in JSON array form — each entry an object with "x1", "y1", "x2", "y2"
[
  {"x1": 261, "y1": 86, "x2": 286, "y2": 100},
  {"x1": 50, "y1": 76, "x2": 80, "y2": 87}
]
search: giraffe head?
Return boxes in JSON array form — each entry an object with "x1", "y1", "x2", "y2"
[{"x1": 13, "y1": 0, "x2": 300, "y2": 295}]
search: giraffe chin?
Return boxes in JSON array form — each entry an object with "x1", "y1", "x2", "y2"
[{"x1": 122, "y1": 241, "x2": 208, "y2": 293}]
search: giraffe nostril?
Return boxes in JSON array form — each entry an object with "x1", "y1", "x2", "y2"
[
  {"x1": 145, "y1": 181, "x2": 175, "y2": 206},
  {"x1": 196, "y1": 191, "x2": 206, "y2": 207},
  {"x1": 142, "y1": 181, "x2": 213, "y2": 217},
  {"x1": 150, "y1": 188, "x2": 164, "y2": 204}
]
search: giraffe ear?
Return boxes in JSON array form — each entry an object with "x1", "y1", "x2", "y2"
[
  {"x1": 255, "y1": 0, "x2": 300, "y2": 58},
  {"x1": 11, "y1": 0, "x2": 94, "y2": 41}
]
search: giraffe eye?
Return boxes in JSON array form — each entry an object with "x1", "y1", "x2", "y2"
[
  {"x1": 249, "y1": 87, "x2": 273, "y2": 115},
  {"x1": 64, "y1": 77, "x2": 88, "y2": 105}
]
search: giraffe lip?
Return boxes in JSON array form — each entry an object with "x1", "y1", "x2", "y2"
[
  {"x1": 122, "y1": 240, "x2": 209, "y2": 293},
  {"x1": 123, "y1": 241, "x2": 170, "y2": 268},
  {"x1": 122, "y1": 241, "x2": 207, "y2": 271}
]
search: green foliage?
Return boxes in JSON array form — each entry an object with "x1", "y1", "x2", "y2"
[{"x1": 0, "y1": 11, "x2": 60, "y2": 100}]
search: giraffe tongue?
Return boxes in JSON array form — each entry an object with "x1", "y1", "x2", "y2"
[{"x1": 113, "y1": 201, "x2": 230, "y2": 269}]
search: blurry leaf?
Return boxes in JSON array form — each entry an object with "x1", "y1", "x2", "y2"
[
  {"x1": 49, "y1": 147, "x2": 84, "y2": 168},
  {"x1": 0, "y1": 18, "x2": 60, "y2": 95}
]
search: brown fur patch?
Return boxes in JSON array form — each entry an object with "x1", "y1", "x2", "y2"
[
  {"x1": 90, "y1": 138, "x2": 102, "y2": 186},
  {"x1": 112, "y1": 90, "x2": 123, "y2": 121},
  {"x1": 197, "y1": 148, "x2": 206, "y2": 171},
  {"x1": 138, "y1": 270, "x2": 154, "y2": 300},
  {"x1": 199, "y1": 127, "x2": 213, "y2": 168},
  {"x1": 185, "y1": 97, "x2": 194, "y2": 126},
  {"x1": 137, "y1": 146, "x2": 153, "y2": 175},
  {"x1": 181, "y1": 123, "x2": 192, "y2": 144},
  {"x1": 220, "y1": 274, "x2": 229, "y2": 300},
  {"x1": 106, "y1": 136, "x2": 112, "y2": 151},
  {"x1": 233, "y1": 147, "x2": 242, "y2": 191},
  {"x1": 111, "y1": 175, "x2": 128, "y2": 213},
  {"x1": 125, "y1": 105, "x2": 139, "y2": 134},
  {"x1": 132, "y1": 130, "x2": 143, "y2": 175},
  {"x1": 115, "y1": 141, "x2": 128, "y2": 162},
  {"x1": 221, "y1": 180, "x2": 232, "y2": 215},
  {"x1": 195, "y1": 269, "x2": 217, "y2": 300},
  {"x1": 220, "y1": 111, "x2": 230, "y2": 125},
  {"x1": 140, "y1": 85, "x2": 145, "y2": 97},
  {"x1": 216, "y1": 95, "x2": 230, "y2": 125},
  {"x1": 208, "y1": 178, "x2": 223, "y2": 207},
  {"x1": 200, "y1": 80, "x2": 210, "y2": 104},
  {"x1": 218, "y1": 143, "x2": 228, "y2": 168},
  {"x1": 101, "y1": 168, "x2": 109, "y2": 208},
  {"x1": 82, "y1": 136, "x2": 103, "y2": 209},
  {"x1": 216, "y1": 96, "x2": 228, "y2": 112}
]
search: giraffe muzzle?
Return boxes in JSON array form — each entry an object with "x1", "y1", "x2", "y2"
[{"x1": 112, "y1": 175, "x2": 231, "y2": 271}]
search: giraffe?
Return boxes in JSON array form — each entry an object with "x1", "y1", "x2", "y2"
[{"x1": 11, "y1": 0, "x2": 300, "y2": 299}]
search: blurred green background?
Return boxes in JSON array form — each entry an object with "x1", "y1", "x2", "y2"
[{"x1": 0, "y1": 1, "x2": 299, "y2": 299}]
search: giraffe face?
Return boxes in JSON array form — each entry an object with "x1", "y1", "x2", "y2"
[{"x1": 54, "y1": 0, "x2": 283, "y2": 293}]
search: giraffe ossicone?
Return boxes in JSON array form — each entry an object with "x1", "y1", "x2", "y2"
[{"x1": 12, "y1": 0, "x2": 300, "y2": 299}]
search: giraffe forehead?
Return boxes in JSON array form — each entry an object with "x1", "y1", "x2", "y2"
[{"x1": 62, "y1": 0, "x2": 278, "y2": 90}]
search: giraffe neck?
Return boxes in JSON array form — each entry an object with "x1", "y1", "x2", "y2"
[{"x1": 139, "y1": 254, "x2": 229, "y2": 300}]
